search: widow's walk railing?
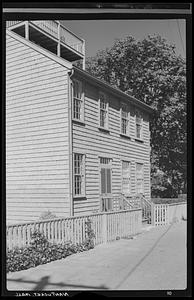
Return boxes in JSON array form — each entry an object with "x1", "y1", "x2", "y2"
[{"x1": 6, "y1": 20, "x2": 85, "y2": 67}]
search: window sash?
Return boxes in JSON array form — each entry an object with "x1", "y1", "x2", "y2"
[
  {"x1": 74, "y1": 154, "x2": 85, "y2": 196},
  {"x1": 121, "y1": 118, "x2": 128, "y2": 135},
  {"x1": 73, "y1": 80, "x2": 82, "y2": 99},
  {"x1": 73, "y1": 80, "x2": 84, "y2": 121},
  {"x1": 136, "y1": 179, "x2": 144, "y2": 194},
  {"x1": 99, "y1": 93, "x2": 108, "y2": 128},
  {"x1": 100, "y1": 109, "x2": 107, "y2": 128},
  {"x1": 73, "y1": 97, "x2": 83, "y2": 120},
  {"x1": 136, "y1": 124, "x2": 142, "y2": 139},
  {"x1": 135, "y1": 111, "x2": 143, "y2": 139},
  {"x1": 121, "y1": 105, "x2": 129, "y2": 135}
]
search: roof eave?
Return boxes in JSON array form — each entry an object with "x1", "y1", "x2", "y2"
[{"x1": 72, "y1": 66, "x2": 155, "y2": 114}]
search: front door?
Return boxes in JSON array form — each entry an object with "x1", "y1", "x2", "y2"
[{"x1": 100, "y1": 157, "x2": 112, "y2": 211}]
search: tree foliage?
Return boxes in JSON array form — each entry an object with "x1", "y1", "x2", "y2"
[{"x1": 86, "y1": 35, "x2": 186, "y2": 197}]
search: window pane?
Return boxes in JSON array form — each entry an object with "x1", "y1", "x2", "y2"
[
  {"x1": 73, "y1": 98, "x2": 82, "y2": 120},
  {"x1": 136, "y1": 124, "x2": 141, "y2": 138},
  {"x1": 100, "y1": 110, "x2": 106, "y2": 127},
  {"x1": 136, "y1": 116, "x2": 142, "y2": 124},
  {"x1": 74, "y1": 154, "x2": 84, "y2": 196},
  {"x1": 99, "y1": 93, "x2": 108, "y2": 128},
  {"x1": 73, "y1": 81, "x2": 82, "y2": 99},
  {"x1": 122, "y1": 118, "x2": 127, "y2": 134},
  {"x1": 121, "y1": 110, "x2": 128, "y2": 118}
]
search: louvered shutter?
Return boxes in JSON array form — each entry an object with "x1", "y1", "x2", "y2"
[
  {"x1": 101, "y1": 168, "x2": 106, "y2": 194},
  {"x1": 106, "y1": 168, "x2": 111, "y2": 194}
]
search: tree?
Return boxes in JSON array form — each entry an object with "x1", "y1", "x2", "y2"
[{"x1": 86, "y1": 35, "x2": 186, "y2": 197}]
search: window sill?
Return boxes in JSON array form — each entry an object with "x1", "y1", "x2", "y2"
[
  {"x1": 120, "y1": 133, "x2": 131, "y2": 140},
  {"x1": 98, "y1": 127, "x2": 110, "y2": 133},
  {"x1": 72, "y1": 119, "x2": 85, "y2": 126},
  {"x1": 73, "y1": 195, "x2": 86, "y2": 200},
  {"x1": 135, "y1": 138, "x2": 144, "y2": 143}
]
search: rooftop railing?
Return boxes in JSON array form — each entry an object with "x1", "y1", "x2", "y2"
[{"x1": 6, "y1": 20, "x2": 85, "y2": 57}]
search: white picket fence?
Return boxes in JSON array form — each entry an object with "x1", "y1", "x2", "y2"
[
  {"x1": 6, "y1": 208, "x2": 142, "y2": 250},
  {"x1": 151, "y1": 202, "x2": 187, "y2": 226}
]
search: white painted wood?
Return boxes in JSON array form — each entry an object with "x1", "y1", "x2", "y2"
[
  {"x1": 6, "y1": 209, "x2": 142, "y2": 249},
  {"x1": 6, "y1": 33, "x2": 71, "y2": 223},
  {"x1": 72, "y1": 80, "x2": 151, "y2": 215}
]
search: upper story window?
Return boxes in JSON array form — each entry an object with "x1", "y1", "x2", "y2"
[
  {"x1": 73, "y1": 80, "x2": 84, "y2": 122},
  {"x1": 135, "y1": 110, "x2": 143, "y2": 140},
  {"x1": 73, "y1": 153, "x2": 85, "y2": 197},
  {"x1": 121, "y1": 103, "x2": 130, "y2": 136},
  {"x1": 99, "y1": 92, "x2": 109, "y2": 129}
]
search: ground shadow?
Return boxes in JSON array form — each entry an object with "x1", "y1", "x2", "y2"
[
  {"x1": 7, "y1": 275, "x2": 108, "y2": 291},
  {"x1": 114, "y1": 222, "x2": 176, "y2": 289}
]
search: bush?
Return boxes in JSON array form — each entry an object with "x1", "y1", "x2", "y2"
[
  {"x1": 152, "y1": 197, "x2": 187, "y2": 204},
  {"x1": 7, "y1": 219, "x2": 95, "y2": 273},
  {"x1": 39, "y1": 210, "x2": 58, "y2": 220}
]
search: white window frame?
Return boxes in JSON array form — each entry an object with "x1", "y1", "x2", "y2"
[
  {"x1": 73, "y1": 79, "x2": 84, "y2": 122},
  {"x1": 99, "y1": 92, "x2": 109, "y2": 130},
  {"x1": 120, "y1": 103, "x2": 130, "y2": 136},
  {"x1": 135, "y1": 109, "x2": 143, "y2": 140},
  {"x1": 121, "y1": 161, "x2": 131, "y2": 195},
  {"x1": 136, "y1": 162, "x2": 144, "y2": 194},
  {"x1": 73, "y1": 153, "x2": 85, "y2": 197}
]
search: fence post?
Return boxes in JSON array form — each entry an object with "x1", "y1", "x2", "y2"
[
  {"x1": 102, "y1": 213, "x2": 107, "y2": 244},
  {"x1": 151, "y1": 203, "x2": 155, "y2": 226},
  {"x1": 167, "y1": 204, "x2": 170, "y2": 225}
]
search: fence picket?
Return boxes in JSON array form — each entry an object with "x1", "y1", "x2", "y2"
[{"x1": 6, "y1": 209, "x2": 142, "y2": 250}]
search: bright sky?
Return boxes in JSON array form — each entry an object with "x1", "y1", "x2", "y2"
[{"x1": 61, "y1": 19, "x2": 186, "y2": 59}]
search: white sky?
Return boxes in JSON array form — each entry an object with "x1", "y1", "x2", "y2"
[{"x1": 61, "y1": 19, "x2": 186, "y2": 59}]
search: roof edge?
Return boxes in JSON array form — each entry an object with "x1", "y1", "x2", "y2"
[
  {"x1": 6, "y1": 29, "x2": 73, "y2": 70},
  {"x1": 73, "y1": 66, "x2": 155, "y2": 114}
]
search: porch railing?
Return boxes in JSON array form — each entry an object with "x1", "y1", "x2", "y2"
[
  {"x1": 7, "y1": 208, "x2": 142, "y2": 250},
  {"x1": 109, "y1": 194, "x2": 152, "y2": 223}
]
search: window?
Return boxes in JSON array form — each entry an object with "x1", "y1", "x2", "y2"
[
  {"x1": 73, "y1": 80, "x2": 84, "y2": 121},
  {"x1": 136, "y1": 163, "x2": 144, "y2": 194},
  {"x1": 100, "y1": 157, "x2": 112, "y2": 194},
  {"x1": 135, "y1": 110, "x2": 143, "y2": 139},
  {"x1": 122, "y1": 161, "x2": 131, "y2": 195},
  {"x1": 99, "y1": 92, "x2": 108, "y2": 129},
  {"x1": 73, "y1": 153, "x2": 85, "y2": 196},
  {"x1": 121, "y1": 103, "x2": 130, "y2": 135}
]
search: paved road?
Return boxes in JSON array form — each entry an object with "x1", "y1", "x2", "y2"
[{"x1": 7, "y1": 221, "x2": 187, "y2": 291}]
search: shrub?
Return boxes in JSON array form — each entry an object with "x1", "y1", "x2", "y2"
[
  {"x1": 39, "y1": 210, "x2": 58, "y2": 220},
  {"x1": 7, "y1": 219, "x2": 95, "y2": 273}
]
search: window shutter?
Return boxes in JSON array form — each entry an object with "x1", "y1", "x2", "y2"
[
  {"x1": 101, "y1": 168, "x2": 106, "y2": 194},
  {"x1": 106, "y1": 168, "x2": 111, "y2": 193}
]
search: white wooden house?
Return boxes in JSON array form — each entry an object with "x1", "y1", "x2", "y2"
[{"x1": 6, "y1": 21, "x2": 154, "y2": 224}]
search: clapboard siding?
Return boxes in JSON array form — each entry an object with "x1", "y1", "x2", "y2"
[
  {"x1": 6, "y1": 32, "x2": 71, "y2": 224},
  {"x1": 73, "y1": 81, "x2": 151, "y2": 215}
]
